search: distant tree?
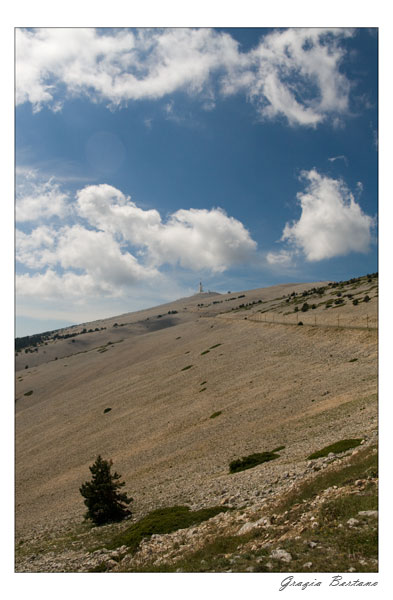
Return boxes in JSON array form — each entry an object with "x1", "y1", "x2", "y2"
[
  {"x1": 79, "y1": 455, "x2": 133, "y2": 526},
  {"x1": 363, "y1": 295, "x2": 370, "y2": 303}
]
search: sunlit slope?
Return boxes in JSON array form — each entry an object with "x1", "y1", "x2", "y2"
[{"x1": 15, "y1": 276, "x2": 377, "y2": 535}]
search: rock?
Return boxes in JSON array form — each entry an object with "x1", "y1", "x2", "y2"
[
  {"x1": 308, "y1": 541, "x2": 318, "y2": 548},
  {"x1": 270, "y1": 548, "x2": 292, "y2": 563},
  {"x1": 303, "y1": 562, "x2": 313, "y2": 568},
  {"x1": 358, "y1": 510, "x2": 378, "y2": 518},
  {"x1": 347, "y1": 518, "x2": 360, "y2": 527},
  {"x1": 237, "y1": 516, "x2": 269, "y2": 535}
]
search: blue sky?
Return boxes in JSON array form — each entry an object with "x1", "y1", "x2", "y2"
[{"x1": 15, "y1": 27, "x2": 378, "y2": 337}]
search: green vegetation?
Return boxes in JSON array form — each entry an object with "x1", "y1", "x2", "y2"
[
  {"x1": 199, "y1": 388, "x2": 207, "y2": 393},
  {"x1": 181, "y1": 365, "x2": 193, "y2": 371},
  {"x1": 210, "y1": 411, "x2": 222, "y2": 419},
  {"x1": 229, "y1": 451, "x2": 280, "y2": 474},
  {"x1": 349, "y1": 358, "x2": 358, "y2": 363},
  {"x1": 209, "y1": 344, "x2": 222, "y2": 349},
  {"x1": 201, "y1": 350, "x2": 210, "y2": 355},
  {"x1": 24, "y1": 390, "x2": 33, "y2": 396},
  {"x1": 79, "y1": 455, "x2": 133, "y2": 526},
  {"x1": 109, "y1": 505, "x2": 228, "y2": 554},
  {"x1": 103, "y1": 408, "x2": 112, "y2": 414},
  {"x1": 200, "y1": 381, "x2": 207, "y2": 386},
  {"x1": 307, "y1": 438, "x2": 362, "y2": 460}
]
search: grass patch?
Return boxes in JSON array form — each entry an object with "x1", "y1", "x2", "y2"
[
  {"x1": 24, "y1": 390, "x2": 33, "y2": 396},
  {"x1": 277, "y1": 444, "x2": 377, "y2": 513},
  {"x1": 210, "y1": 411, "x2": 222, "y2": 419},
  {"x1": 108, "y1": 505, "x2": 228, "y2": 554},
  {"x1": 181, "y1": 365, "x2": 193, "y2": 371},
  {"x1": 307, "y1": 438, "x2": 363, "y2": 460},
  {"x1": 229, "y1": 451, "x2": 280, "y2": 474}
]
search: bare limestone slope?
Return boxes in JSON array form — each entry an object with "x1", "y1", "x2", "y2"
[{"x1": 15, "y1": 275, "x2": 378, "y2": 571}]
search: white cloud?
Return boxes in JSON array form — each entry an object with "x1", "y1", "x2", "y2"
[
  {"x1": 328, "y1": 155, "x2": 348, "y2": 165},
  {"x1": 75, "y1": 184, "x2": 257, "y2": 273},
  {"x1": 16, "y1": 172, "x2": 70, "y2": 222},
  {"x1": 281, "y1": 169, "x2": 375, "y2": 261},
  {"x1": 16, "y1": 182, "x2": 257, "y2": 300},
  {"x1": 16, "y1": 225, "x2": 58, "y2": 268},
  {"x1": 16, "y1": 27, "x2": 354, "y2": 127},
  {"x1": 266, "y1": 249, "x2": 294, "y2": 267}
]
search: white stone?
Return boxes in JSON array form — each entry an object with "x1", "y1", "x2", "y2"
[{"x1": 270, "y1": 548, "x2": 292, "y2": 563}]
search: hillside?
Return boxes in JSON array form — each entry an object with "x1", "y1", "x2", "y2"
[{"x1": 15, "y1": 273, "x2": 378, "y2": 572}]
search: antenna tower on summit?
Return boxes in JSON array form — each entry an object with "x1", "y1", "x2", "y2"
[{"x1": 199, "y1": 281, "x2": 203, "y2": 293}]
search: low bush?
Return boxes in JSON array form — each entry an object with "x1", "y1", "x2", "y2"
[
  {"x1": 24, "y1": 390, "x2": 33, "y2": 396},
  {"x1": 229, "y1": 451, "x2": 280, "y2": 474},
  {"x1": 181, "y1": 365, "x2": 193, "y2": 371},
  {"x1": 210, "y1": 411, "x2": 222, "y2": 419},
  {"x1": 109, "y1": 505, "x2": 228, "y2": 553},
  {"x1": 307, "y1": 438, "x2": 363, "y2": 460}
]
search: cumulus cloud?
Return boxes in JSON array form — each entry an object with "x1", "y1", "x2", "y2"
[
  {"x1": 266, "y1": 249, "x2": 294, "y2": 267},
  {"x1": 16, "y1": 27, "x2": 354, "y2": 126},
  {"x1": 75, "y1": 184, "x2": 257, "y2": 272},
  {"x1": 281, "y1": 169, "x2": 375, "y2": 261},
  {"x1": 16, "y1": 174, "x2": 70, "y2": 222},
  {"x1": 16, "y1": 182, "x2": 257, "y2": 299}
]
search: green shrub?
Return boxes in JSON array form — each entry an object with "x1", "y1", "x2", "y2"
[
  {"x1": 103, "y1": 407, "x2": 112, "y2": 414},
  {"x1": 209, "y1": 344, "x2": 222, "y2": 349},
  {"x1": 24, "y1": 390, "x2": 33, "y2": 396},
  {"x1": 301, "y1": 303, "x2": 309, "y2": 312},
  {"x1": 307, "y1": 439, "x2": 363, "y2": 460},
  {"x1": 181, "y1": 365, "x2": 193, "y2": 371},
  {"x1": 363, "y1": 295, "x2": 370, "y2": 303},
  {"x1": 353, "y1": 298, "x2": 359, "y2": 306},
  {"x1": 229, "y1": 451, "x2": 279, "y2": 474},
  {"x1": 271, "y1": 445, "x2": 285, "y2": 452},
  {"x1": 79, "y1": 455, "x2": 133, "y2": 526},
  {"x1": 109, "y1": 505, "x2": 228, "y2": 553},
  {"x1": 201, "y1": 350, "x2": 210, "y2": 355},
  {"x1": 210, "y1": 411, "x2": 222, "y2": 419}
]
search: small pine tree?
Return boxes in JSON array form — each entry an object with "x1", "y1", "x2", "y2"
[{"x1": 79, "y1": 455, "x2": 133, "y2": 526}]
